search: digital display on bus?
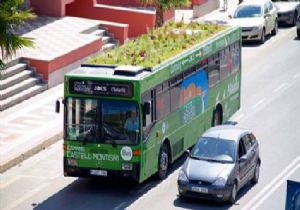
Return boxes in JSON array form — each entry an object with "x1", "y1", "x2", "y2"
[{"x1": 69, "y1": 79, "x2": 133, "y2": 97}]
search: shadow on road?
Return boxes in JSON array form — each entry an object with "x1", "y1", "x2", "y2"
[{"x1": 33, "y1": 154, "x2": 187, "y2": 210}]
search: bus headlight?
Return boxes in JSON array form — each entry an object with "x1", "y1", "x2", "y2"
[
  {"x1": 67, "y1": 158, "x2": 78, "y2": 166},
  {"x1": 122, "y1": 163, "x2": 133, "y2": 170}
]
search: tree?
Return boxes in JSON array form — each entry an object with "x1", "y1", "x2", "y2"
[
  {"x1": 0, "y1": 0, "x2": 35, "y2": 71},
  {"x1": 140, "y1": 0, "x2": 190, "y2": 27}
]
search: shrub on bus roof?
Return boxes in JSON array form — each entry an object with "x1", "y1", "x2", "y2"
[{"x1": 88, "y1": 21, "x2": 227, "y2": 68}]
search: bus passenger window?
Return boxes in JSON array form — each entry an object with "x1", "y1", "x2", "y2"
[{"x1": 208, "y1": 54, "x2": 220, "y2": 87}]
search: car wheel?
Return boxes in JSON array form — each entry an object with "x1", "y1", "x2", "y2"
[
  {"x1": 229, "y1": 183, "x2": 237, "y2": 204},
  {"x1": 251, "y1": 162, "x2": 260, "y2": 184},
  {"x1": 271, "y1": 20, "x2": 278, "y2": 36},
  {"x1": 260, "y1": 29, "x2": 265, "y2": 44},
  {"x1": 298, "y1": 29, "x2": 300, "y2": 38},
  {"x1": 157, "y1": 144, "x2": 169, "y2": 180}
]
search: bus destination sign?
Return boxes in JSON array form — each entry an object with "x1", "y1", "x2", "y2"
[{"x1": 69, "y1": 79, "x2": 133, "y2": 97}]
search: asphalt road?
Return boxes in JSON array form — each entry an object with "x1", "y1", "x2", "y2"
[{"x1": 1, "y1": 27, "x2": 300, "y2": 210}]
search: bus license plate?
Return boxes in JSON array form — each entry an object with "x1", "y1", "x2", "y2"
[
  {"x1": 191, "y1": 186, "x2": 208, "y2": 194},
  {"x1": 90, "y1": 170, "x2": 107, "y2": 176}
]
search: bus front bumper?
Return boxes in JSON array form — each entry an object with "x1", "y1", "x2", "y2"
[{"x1": 64, "y1": 158, "x2": 140, "y2": 182}]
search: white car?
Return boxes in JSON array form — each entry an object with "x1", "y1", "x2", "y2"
[{"x1": 229, "y1": 0, "x2": 278, "y2": 44}]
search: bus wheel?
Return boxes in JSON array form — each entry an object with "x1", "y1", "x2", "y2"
[
  {"x1": 212, "y1": 108, "x2": 222, "y2": 126},
  {"x1": 157, "y1": 144, "x2": 169, "y2": 180}
]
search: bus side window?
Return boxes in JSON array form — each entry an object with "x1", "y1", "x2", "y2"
[
  {"x1": 232, "y1": 41, "x2": 241, "y2": 73},
  {"x1": 208, "y1": 53, "x2": 220, "y2": 87},
  {"x1": 142, "y1": 90, "x2": 154, "y2": 138},
  {"x1": 220, "y1": 47, "x2": 231, "y2": 80}
]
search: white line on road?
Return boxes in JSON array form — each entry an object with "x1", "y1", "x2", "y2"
[
  {"x1": 113, "y1": 202, "x2": 127, "y2": 210},
  {"x1": 252, "y1": 98, "x2": 267, "y2": 109},
  {"x1": 294, "y1": 73, "x2": 300, "y2": 79},
  {"x1": 233, "y1": 113, "x2": 245, "y2": 122},
  {"x1": 273, "y1": 83, "x2": 287, "y2": 94},
  {"x1": 3, "y1": 183, "x2": 49, "y2": 210},
  {"x1": 242, "y1": 156, "x2": 300, "y2": 210},
  {"x1": 23, "y1": 113, "x2": 46, "y2": 120},
  {"x1": 0, "y1": 133, "x2": 10, "y2": 139},
  {"x1": 4, "y1": 123, "x2": 27, "y2": 129}
]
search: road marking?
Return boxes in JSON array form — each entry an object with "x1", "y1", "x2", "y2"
[
  {"x1": 294, "y1": 73, "x2": 300, "y2": 79},
  {"x1": 0, "y1": 133, "x2": 10, "y2": 139},
  {"x1": 113, "y1": 202, "x2": 127, "y2": 210},
  {"x1": 252, "y1": 98, "x2": 267, "y2": 109},
  {"x1": 243, "y1": 156, "x2": 300, "y2": 210},
  {"x1": 3, "y1": 183, "x2": 49, "y2": 210},
  {"x1": 23, "y1": 119, "x2": 42, "y2": 125},
  {"x1": 0, "y1": 176, "x2": 21, "y2": 189},
  {"x1": 273, "y1": 83, "x2": 287, "y2": 94},
  {"x1": 233, "y1": 113, "x2": 245, "y2": 122},
  {"x1": 4, "y1": 123, "x2": 27, "y2": 129},
  {"x1": 23, "y1": 113, "x2": 45, "y2": 120}
]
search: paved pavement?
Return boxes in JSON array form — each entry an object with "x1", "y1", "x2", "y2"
[
  {"x1": 0, "y1": 0, "x2": 241, "y2": 173},
  {"x1": 0, "y1": 84, "x2": 63, "y2": 173}
]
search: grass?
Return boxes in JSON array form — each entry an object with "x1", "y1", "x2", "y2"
[{"x1": 88, "y1": 21, "x2": 227, "y2": 67}]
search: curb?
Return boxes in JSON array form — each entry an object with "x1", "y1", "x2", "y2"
[{"x1": 0, "y1": 131, "x2": 63, "y2": 173}]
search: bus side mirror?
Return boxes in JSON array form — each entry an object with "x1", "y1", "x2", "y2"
[
  {"x1": 55, "y1": 97, "x2": 64, "y2": 113},
  {"x1": 55, "y1": 100, "x2": 60, "y2": 113},
  {"x1": 143, "y1": 102, "x2": 151, "y2": 115}
]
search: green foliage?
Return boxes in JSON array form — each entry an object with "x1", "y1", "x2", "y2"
[
  {"x1": 139, "y1": 0, "x2": 190, "y2": 26},
  {"x1": 139, "y1": 0, "x2": 190, "y2": 10},
  {"x1": 88, "y1": 21, "x2": 226, "y2": 68},
  {"x1": 0, "y1": 0, "x2": 36, "y2": 70}
]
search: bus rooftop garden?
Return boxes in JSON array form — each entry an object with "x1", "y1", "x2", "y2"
[{"x1": 58, "y1": 21, "x2": 242, "y2": 183}]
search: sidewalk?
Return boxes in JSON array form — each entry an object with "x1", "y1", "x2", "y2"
[
  {"x1": 195, "y1": 0, "x2": 239, "y2": 23},
  {"x1": 0, "y1": 0, "x2": 241, "y2": 173},
  {"x1": 176, "y1": 0, "x2": 239, "y2": 24},
  {"x1": 0, "y1": 85, "x2": 63, "y2": 173}
]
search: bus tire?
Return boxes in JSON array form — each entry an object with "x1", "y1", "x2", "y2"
[
  {"x1": 157, "y1": 143, "x2": 169, "y2": 180},
  {"x1": 212, "y1": 107, "x2": 222, "y2": 126}
]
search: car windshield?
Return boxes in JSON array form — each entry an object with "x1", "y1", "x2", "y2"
[
  {"x1": 191, "y1": 137, "x2": 236, "y2": 163},
  {"x1": 66, "y1": 98, "x2": 140, "y2": 145},
  {"x1": 234, "y1": 5, "x2": 262, "y2": 18}
]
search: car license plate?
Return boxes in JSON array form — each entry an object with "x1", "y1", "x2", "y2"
[
  {"x1": 191, "y1": 186, "x2": 208, "y2": 194},
  {"x1": 90, "y1": 170, "x2": 107, "y2": 176}
]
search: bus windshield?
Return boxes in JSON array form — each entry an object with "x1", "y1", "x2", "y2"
[{"x1": 66, "y1": 98, "x2": 140, "y2": 145}]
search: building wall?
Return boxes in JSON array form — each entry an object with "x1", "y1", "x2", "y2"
[
  {"x1": 97, "y1": 0, "x2": 143, "y2": 7},
  {"x1": 31, "y1": 0, "x2": 75, "y2": 17},
  {"x1": 66, "y1": 0, "x2": 156, "y2": 38}
]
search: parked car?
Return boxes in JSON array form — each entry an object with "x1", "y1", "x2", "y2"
[
  {"x1": 177, "y1": 125, "x2": 261, "y2": 204},
  {"x1": 229, "y1": 0, "x2": 278, "y2": 44},
  {"x1": 273, "y1": 0, "x2": 300, "y2": 26}
]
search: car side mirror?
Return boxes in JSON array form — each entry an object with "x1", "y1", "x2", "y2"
[
  {"x1": 264, "y1": 13, "x2": 271, "y2": 18},
  {"x1": 185, "y1": 150, "x2": 191, "y2": 157},
  {"x1": 228, "y1": 14, "x2": 233, "y2": 19},
  {"x1": 239, "y1": 156, "x2": 247, "y2": 163}
]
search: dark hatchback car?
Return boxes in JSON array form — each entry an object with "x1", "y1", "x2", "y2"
[
  {"x1": 273, "y1": 0, "x2": 300, "y2": 26},
  {"x1": 177, "y1": 125, "x2": 261, "y2": 204}
]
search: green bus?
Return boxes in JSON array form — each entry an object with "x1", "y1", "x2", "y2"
[{"x1": 56, "y1": 24, "x2": 241, "y2": 183}]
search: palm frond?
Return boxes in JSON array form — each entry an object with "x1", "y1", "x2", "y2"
[{"x1": 0, "y1": 34, "x2": 34, "y2": 60}]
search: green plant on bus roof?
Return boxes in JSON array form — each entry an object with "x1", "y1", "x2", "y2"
[{"x1": 88, "y1": 20, "x2": 226, "y2": 67}]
